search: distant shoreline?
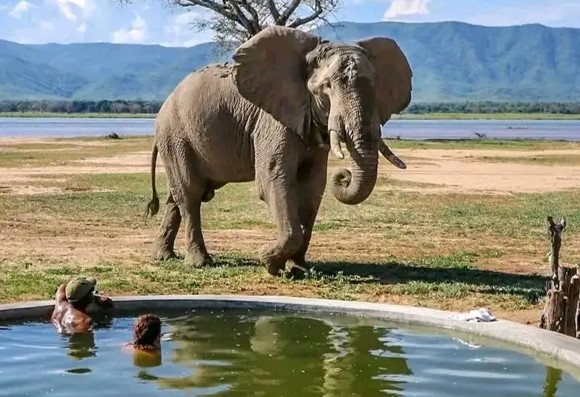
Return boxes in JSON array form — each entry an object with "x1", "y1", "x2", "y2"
[
  {"x1": 393, "y1": 113, "x2": 580, "y2": 121},
  {"x1": 0, "y1": 112, "x2": 156, "y2": 119},
  {"x1": 1, "y1": 112, "x2": 580, "y2": 121}
]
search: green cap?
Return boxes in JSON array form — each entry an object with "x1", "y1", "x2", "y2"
[{"x1": 65, "y1": 277, "x2": 97, "y2": 303}]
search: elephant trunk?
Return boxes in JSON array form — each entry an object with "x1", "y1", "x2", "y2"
[
  {"x1": 330, "y1": 136, "x2": 378, "y2": 205},
  {"x1": 329, "y1": 95, "x2": 379, "y2": 205}
]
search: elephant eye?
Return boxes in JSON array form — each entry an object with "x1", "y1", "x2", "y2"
[{"x1": 313, "y1": 79, "x2": 330, "y2": 94}]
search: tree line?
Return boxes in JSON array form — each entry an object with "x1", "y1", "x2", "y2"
[
  {"x1": 405, "y1": 102, "x2": 580, "y2": 115},
  {"x1": 1, "y1": 100, "x2": 579, "y2": 115},
  {"x1": 0, "y1": 100, "x2": 162, "y2": 114}
]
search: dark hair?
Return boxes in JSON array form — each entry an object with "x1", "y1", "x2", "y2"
[{"x1": 133, "y1": 314, "x2": 161, "y2": 348}]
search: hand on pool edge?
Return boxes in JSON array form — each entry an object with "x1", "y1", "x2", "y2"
[{"x1": 93, "y1": 294, "x2": 114, "y2": 309}]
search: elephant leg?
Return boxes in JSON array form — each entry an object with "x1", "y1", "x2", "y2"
[
  {"x1": 151, "y1": 193, "x2": 182, "y2": 260},
  {"x1": 179, "y1": 195, "x2": 212, "y2": 268},
  {"x1": 163, "y1": 148, "x2": 212, "y2": 268},
  {"x1": 258, "y1": 178, "x2": 303, "y2": 276},
  {"x1": 288, "y1": 150, "x2": 328, "y2": 274},
  {"x1": 287, "y1": 200, "x2": 321, "y2": 273}
]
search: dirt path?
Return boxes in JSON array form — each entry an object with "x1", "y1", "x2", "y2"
[
  {"x1": 387, "y1": 158, "x2": 580, "y2": 194},
  {"x1": 387, "y1": 148, "x2": 580, "y2": 193},
  {"x1": 3, "y1": 145, "x2": 580, "y2": 195}
]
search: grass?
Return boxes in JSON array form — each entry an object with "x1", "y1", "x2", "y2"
[
  {"x1": 2, "y1": 136, "x2": 580, "y2": 324},
  {"x1": 0, "y1": 136, "x2": 150, "y2": 168},
  {"x1": 0, "y1": 254, "x2": 546, "y2": 312},
  {"x1": 386, "y1": 138, "x2": 580, "y2": 151},
  {"x1": 2, "y1": 111, "x2": 580, "y2": 120},
  {"x1": 437, "y1": 193, "x2": 580, "y2": 238},
  {"x1": 5, "y1": 172, "x2": 579, "y2": 236},
  {"x1": 478, "y1": 154, "x2": 580, "y2": 167}
]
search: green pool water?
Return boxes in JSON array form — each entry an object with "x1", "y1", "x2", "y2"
[{"x1": 0, "y1": 309, "x2": 578, "y2": 396}]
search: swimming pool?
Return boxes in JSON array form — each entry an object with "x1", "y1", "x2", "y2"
[{"x1": 1, "y1": 309, "x2": 578, "y2": 396}]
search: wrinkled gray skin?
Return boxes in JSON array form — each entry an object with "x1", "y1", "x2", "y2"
[{"x1": 146, "y1": 26, "x2": 412, "y2": 276}]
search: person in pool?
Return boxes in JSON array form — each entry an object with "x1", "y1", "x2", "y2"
[
  {"x1": 124, "y1": 314, "x2": 163, "y2": 367},
  {"x1": 51, "y1": 276, "x2": 114, "y2": 335}
]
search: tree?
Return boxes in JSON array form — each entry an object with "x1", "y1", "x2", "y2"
[{"x1": 116, "y1": 0, "x2": 340, "y2": 50}]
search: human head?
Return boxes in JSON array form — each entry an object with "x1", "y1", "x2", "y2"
[
  {"x1": 65, "y1": 277, "x2": 97, "y2": 309},
  {"x1": 133, "y1": 314, "x2": 162, "y2": 349}
]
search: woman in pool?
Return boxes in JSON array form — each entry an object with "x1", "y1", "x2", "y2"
[
  {"x1": 51, "y1": 276, "x2": 114, "y2": 335},
  {"x1": 125, "y1": 314, "x2": 163, "y2": 367}
]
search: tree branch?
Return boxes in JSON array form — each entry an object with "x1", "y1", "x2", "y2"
[
  {"x1": 175, "y1": 0, "x2": 238, "y2": 22},
  {"x1": 223, "y1": 0, "x2": 255, "y2": 33},
  {"x1": 237, "y1": 0, "x2": 262, "y2": 33},
  {"x1": 279, "y1": 0, "x2": 302, "y2": 25},
  {"x1": 267, "y1": 0, "x2": 281, "y2": 23},
  {"x1": 116, "y1": 0, "x2": 341, "y2": 50},
  {"x1": 288, "y1": 0, "x2": 323, "y2": 28}
]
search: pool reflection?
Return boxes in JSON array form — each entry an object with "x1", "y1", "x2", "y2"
[
  {"x1": 66, "y1": 331, "x2": 96, "y2": 360},
  {"x1": 147, "y1": 312, "x2": 411, "y2": 395}
]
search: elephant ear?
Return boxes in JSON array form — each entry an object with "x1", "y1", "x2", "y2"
[
  {"x1": 356, "y1": 37, "x2": 413, "y2": 125},
  {"x1": 232, "y1": 26, "x2": 320, "y2": 140}
]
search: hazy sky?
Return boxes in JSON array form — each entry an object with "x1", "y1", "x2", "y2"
[{"x1": 1, "y1": 0, "x2": 579, "y2": 46}]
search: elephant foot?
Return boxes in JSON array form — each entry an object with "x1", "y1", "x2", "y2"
[
  {"x1": 259, "y1": 247, "x2": 286, "y2": 277},
  {"x1": 284, "y1": 258, "x2": 310, "y2": 280},
  {"x1": 184, "y1": 251, "x2": 213, "y2": 268},
  {"x1": 265, "y1": 259, "x2": 286, "y2": 277},
  {"x1": 286, "y1": 257, "x2": 311, "y2": 271},
  {"x1": 151, "y1": 244, "x2": 177, "y2": 261}
]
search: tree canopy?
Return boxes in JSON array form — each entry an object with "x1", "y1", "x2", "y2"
[{"x1": 117, "y1": 0, "x2": 340, "y2": 49}]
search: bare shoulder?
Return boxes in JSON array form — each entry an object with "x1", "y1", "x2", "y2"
[
  {"x1": 122, "y1": 343, "x2": 160, "y2": 359},
  {"x1": 51, "y1": 284, "x2": 68, "y2": 323},
  {"x1": 122, "y1": 342, "x2": 135, "y2": 353},
  {"x1": 55, "y1": 305, "x2": 93, "y2": 334},
  {"x1": 54, "y1": 283, "x2": 67, "y2": 302}
]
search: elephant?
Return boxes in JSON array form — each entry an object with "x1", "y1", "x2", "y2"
[{"x1": 145, "y1": 25, "x2": 412, "y2": 276}]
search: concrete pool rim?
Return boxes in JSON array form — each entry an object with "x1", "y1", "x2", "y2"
[{"x1": 2, "y1": 294, "x2": 580, "y2": 376}]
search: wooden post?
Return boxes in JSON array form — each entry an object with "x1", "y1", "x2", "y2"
[
  {"x1": 546, "y1": 216, "x2": 566, "y2": 281},
  {"x1": 540, "y1": 216, "x2": 580, "y2": 338},
  {"x1": 540, "y1": 279, "x2": 565, "y2": 333}
]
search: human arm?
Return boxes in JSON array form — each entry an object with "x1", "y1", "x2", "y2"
[{"x1": 92, "y1": 293, "x2": 114, "y2": 309}]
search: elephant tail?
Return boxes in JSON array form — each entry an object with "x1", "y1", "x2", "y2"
[{"x1": 145, "y1": 143, "x2": 160, "y2": 217}]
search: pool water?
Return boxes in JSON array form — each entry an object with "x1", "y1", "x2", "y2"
[{"x1": 0, "y1": 310, "x2": 578, "y2": 396}]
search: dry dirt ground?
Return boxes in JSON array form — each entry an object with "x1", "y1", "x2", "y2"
[
  {"x1": 3, "y1": 140, "x2": 580, "y2": 194},
  {"x1": 2, "y1": 137, "x2": 580, "y2": 326}
]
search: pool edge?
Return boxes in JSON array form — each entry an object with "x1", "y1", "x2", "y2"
[{"x1": 2, "y1": 294, "x2": 580, "y2": 374}]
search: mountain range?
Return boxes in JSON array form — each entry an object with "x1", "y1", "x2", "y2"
[{"x1": 1, "y1": 21, "x2": 579, "y2": 102}]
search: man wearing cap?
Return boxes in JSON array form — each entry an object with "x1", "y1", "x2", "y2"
[{"x1": 51, "y1": 276, "x2": 114, "y2": 334}]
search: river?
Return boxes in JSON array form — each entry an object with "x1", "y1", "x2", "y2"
[{"x1": 1, "y1": 117, "x2": 579, "y2": 141}]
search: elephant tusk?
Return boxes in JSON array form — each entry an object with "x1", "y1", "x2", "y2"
[
  {"x1": 329, "y1": 130, "x2": 345, "y2": 159},
  {"x1": 378, "y1": 138, "x2": 407, "y2": 169}
]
